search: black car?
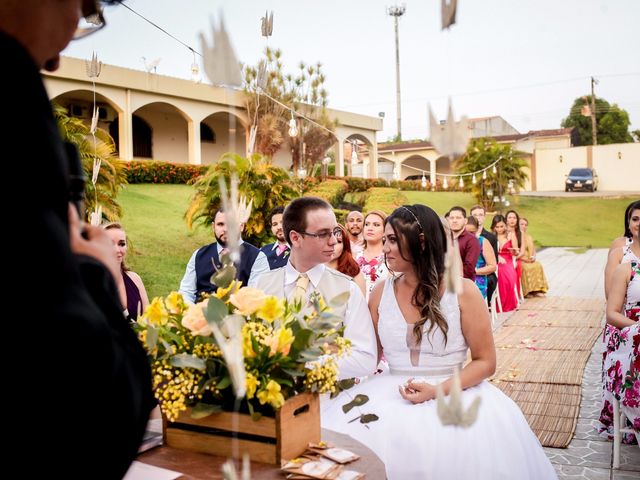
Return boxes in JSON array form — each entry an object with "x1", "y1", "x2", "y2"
[{"x1": 565, "y1": 168, "x2": 599, "y2": 192}]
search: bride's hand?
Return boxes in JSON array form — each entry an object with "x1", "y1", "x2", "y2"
[{"x1": 399, "y1": 378, "x2": 436, "y2": 404}]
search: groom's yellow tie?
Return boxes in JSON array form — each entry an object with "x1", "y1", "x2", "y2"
[{"x1": 291, "y1": 273, "x2": 310, "y2": 303}]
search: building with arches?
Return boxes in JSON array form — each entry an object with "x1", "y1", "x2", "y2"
[{"x1": 43, "y1": 56, "x2": 382, "y2": 176}]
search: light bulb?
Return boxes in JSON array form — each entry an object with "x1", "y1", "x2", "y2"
[
  {"x1": 482, "y1": 170, "x2": 487, "y2": 180},
  {"x1": 504, "y1": 200, "x2": 511, "y2": 207},
  {"x1": 421, "y1": 174, "x2": 427, "y2": 188},
  {"x1": 443, "y1": 177, "x2": 448, "y2": 189},
  {"x1": 459, "y1": 177, "x2": 464, "y2": 188},
  {"x1": 191, "y1": 62, "x2": 201, "y2": 83},
  {"x1": 288, "y1": 117, "x2": 298, "y2": 137},
  {"x1": 472, "y1": 174, "x2": 477, "y2": 184},
  {"x1": 492, "y1": 165, "x2": 497, "y2": 174}
]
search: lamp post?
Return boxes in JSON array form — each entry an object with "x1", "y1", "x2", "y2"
[{"x1": 387, "y1": 4, "x2": 406, "y2": 141}]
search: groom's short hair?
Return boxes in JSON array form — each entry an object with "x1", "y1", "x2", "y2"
[{"x1": 283, "y1": 197, "x2": 332, "y2": 245}]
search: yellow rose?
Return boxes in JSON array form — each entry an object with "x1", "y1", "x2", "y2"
[
  {"x1": 229, "y1": 287, "x2": 267, "y2": 316},
  {"x1": 141, "y1": 297, "x2": 168, "y2": 326},
  {"x1": 256, "y1": 379, "x2": 285, "y2": 409},
  {"x1": 256, "y1": 296, "x2": 285, "y2": 323},
  {"x1": 164, "y1": 291, "x2": 185, "y2": 314},
  {"x1": 181, "y1": 300, "x2": 212, "y2": 336},
  {"x1": 245, "y1": 373, "x2": 260, "y2": 399}
]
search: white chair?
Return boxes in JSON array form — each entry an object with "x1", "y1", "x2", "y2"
[{"x1": 612, "y1": 397, "x2": 638, "y2": 468}]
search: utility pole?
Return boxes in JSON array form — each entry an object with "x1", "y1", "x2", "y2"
[
  {"x1": 387, "y1": 4, "x2": 406, "y2": 141},
  {"x1": 590, "y1": 76, "x2": 598, "y2": 145}
]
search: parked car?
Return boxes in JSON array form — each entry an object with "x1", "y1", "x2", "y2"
[{"x1": 565, "y1": 168, "x2": 599, "y2": 192}]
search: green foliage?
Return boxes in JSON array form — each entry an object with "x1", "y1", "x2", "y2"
[
  {"x1": 341, "y1": 176, "x2": 389, "y2": 192},
  {"x1": 363, "y1": 187, "x2": 408, "y2": 214},
  {"x1": 455, "y1": 139, "x2": 529, "y2": 212},
  {"x1": 186, "y1": 153, "x2": 299, "y2": 246},
  {"x1": 123, "y1": 160, "x2": 208, "y2": 184},
  {"x1": 304, "y1": 179, "x2": 349, "y2": 205},
  {"x1": 561, "y1": 96, "x2": 633, "y2": 145},
  {"x1": 53, "y1": 103, "x2": 125, "y2": 221}
]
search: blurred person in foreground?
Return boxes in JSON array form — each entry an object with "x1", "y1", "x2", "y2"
[{"x1": 1, "y1": 1, "x2": 153, "y2": 478}]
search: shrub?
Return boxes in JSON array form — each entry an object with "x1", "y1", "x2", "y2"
[
  {"x1": 363, "y1": 187, "x2": 408, "y2": 214},
  {"x1": 304, "y1": 179, "x2": 349, "y2": 206},
  {"x1": 123, "y1": 160, "x2": 208, "y2": 184}
]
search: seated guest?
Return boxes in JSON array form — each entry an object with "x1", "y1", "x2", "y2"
[
  {"x1": 598, "y1": 206, "x2": 639, "y2": 443},
  {"x1": 465, "y1": 216, "x2": 497, "y2": 299},
  {"x1": 261, "y1": 206, "x2": 290, "y2": 270},
  {"x1": 327, "y1": 224, "x2": 366, "y2": 295},
  {"x1": 604, "y1": 200, "x2": 640, "y2": 299},
  {"x1": 518, "y1": 217, "x2": 548, "y2": 297},
  {"x1": 356, "y1": 210, "x2": 389, "y2": 298},
  {"x1": 447, "y1": 206, "x2": 481, "y2": 281},
  {"x1": 491, "y1": 214, "x2": 519, "y2": 312},
  {"x1": 180, "y1": 209, "x2": 269, "y2": 302},
  {"x1": 104, "y1": 222, "x2": 149, "y2": 321}
]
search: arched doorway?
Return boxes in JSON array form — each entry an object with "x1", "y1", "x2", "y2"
[
  {"x1": 200, "y1": 111, "x2": 247, "y2": 165},
  {"x1": 132, "y1": 102, "x2": 189, "y2": 162},
  {"x1": 344, "y1": 134, "x2": 373, "y2": 178}
]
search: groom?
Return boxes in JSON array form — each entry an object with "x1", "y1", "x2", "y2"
[{"x1": 253, "y1": 197, "x2": 377, "y2": 379}]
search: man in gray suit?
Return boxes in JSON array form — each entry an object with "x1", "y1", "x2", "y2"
[{"x1": 253, "y1": 197, "x2": 377, "y2": 379}]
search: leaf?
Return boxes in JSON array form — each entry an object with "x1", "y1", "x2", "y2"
[
  {"x1": 210, "y1": 264, "x2": 237, "y2": 290},
  {"x1": 337, "y1": 378, "x2": 357, "y2": 390},
  {"x1": 328, "y1": 291, "x2": 350, "y2": 308},
  {"x1": 216, "y1": 375, "x2": 231, "y2": 390},
  {"x1": 205, "y1": 296, "x2": 228, "y2": 325},
  {"x1": 342, "y1": 394, "x2": 370, "y2": 414},
  {"x1": 360, "y1": 414, "x2": 379, "y2": 424},
  {"x1": 146, "y1": 326, "x2": 158, "y2": 351},
  {"x1": 191, "y1": 402, "x2": 222, "y2": 419},
  {"x1": 282, "y1": 367, "x2": 306, "y2": 377},
  {"x1": 170, "y1": 353, "x2": 206, "y2": 370}
]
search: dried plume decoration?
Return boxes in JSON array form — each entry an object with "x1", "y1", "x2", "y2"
[
  {"x1": 436, "y1": 367, "x2": 481, "y2": 428},
  {"x1": 199, "y1": 12, "x2": 243, "y2": 88},
  {"x1": 218, "y1": 175, "x2": 253, "y2": 265},
  {"x1": 428, "y1": 98, "x2": 470, "y2": 160},
  {"x1": 85, "y1": 52, "x2": 103, "y2": 224}
]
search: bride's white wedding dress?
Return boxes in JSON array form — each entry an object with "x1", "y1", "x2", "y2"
[{"x1": 322, "y1": 278, "x2": 557, "y2": 479}]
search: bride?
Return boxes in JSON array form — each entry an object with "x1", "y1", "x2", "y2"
[{"x1": 322, "y1": 205, "x2": 557, "y2": 479}]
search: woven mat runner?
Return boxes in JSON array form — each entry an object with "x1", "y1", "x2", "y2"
[{"x1": 492, "y1": 296, "x2": 604, "y2": 448}]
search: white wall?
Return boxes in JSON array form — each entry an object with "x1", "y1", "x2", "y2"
[
  {"x1": 592, "y1": 143, "x2": 640, "y2": 191},
  {"x1": 135, "y1": 108, "x2": 188, "y2": 163},
  {"x1": 535, "y1": 146, "x2": 588, "y2": 191}
]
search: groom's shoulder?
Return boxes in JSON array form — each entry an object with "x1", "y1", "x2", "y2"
[{"x1": 324, "y1": 266, "x2": 354, "y2": 283}]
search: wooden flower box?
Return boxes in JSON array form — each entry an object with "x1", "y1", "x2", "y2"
[{"x1": 163, "y1": 393, "x2": 320, "y2": 464}]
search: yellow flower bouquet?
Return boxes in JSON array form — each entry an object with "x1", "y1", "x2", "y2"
[{"x1": 134, "y1": 283, "x2": 350, "y2": 422}]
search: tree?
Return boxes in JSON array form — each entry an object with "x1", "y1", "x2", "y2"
[
  {"x1": 455, "y1": 139, "x2": 529, "y2": 212},
  {"x1": 243, "y1": 48, "x2": 337, "y2": 173},
  {"x1": 53, "y1": 103, "x2": 126, "y2": 221},
  {"x1": 185, "y1": 153, "x2": 300, "y2": 246},
  {"x1": 561, "y1": 96, "x2": 633, "y2": 145}
]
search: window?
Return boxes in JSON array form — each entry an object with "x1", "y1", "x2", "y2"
[{"x1": 200, "y1": 123, "x2": 216, "y2": 143}]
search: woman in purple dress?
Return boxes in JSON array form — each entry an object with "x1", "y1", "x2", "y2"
[{"x1": 104, "y1": 222, "x2": 149, "y2": 321}]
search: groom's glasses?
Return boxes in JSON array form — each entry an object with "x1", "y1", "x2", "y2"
[{"x1": 298, "y1": 228, "x2": 343, "y2": 241}]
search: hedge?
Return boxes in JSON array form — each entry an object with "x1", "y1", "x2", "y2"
[
  {"x1": 363, "y1": 187, "x2": 408, "y2": 214},
  {"x1": 123, "y1": 160, "x2": 208, "y2": 184},
  {"x1": 303, "y1": 179, "x2": 349, "y2": 206}
]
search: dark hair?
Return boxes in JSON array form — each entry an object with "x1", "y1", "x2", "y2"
[
  {"x1": 624, "y1": 200, "x2": 640, "y2": 238},
  {"x1": 103, "y1": 222, "x2": 129, "y2": 272},
  {"x1": 490, "y1": 214, "x2": 507, "y2": 232},
  {"x1": 505, "y1": 209, "x2": 522, "y2": 248},
  {"x1": 269, "y1": 206, "x2": 285, "y2": 223},
  {"x1": 386, "y1": 205, "x2": 449, "y2": 345},
  {"x1": 469, "y1": 204, "x2": 485, "y2": 215},
  {"x1": 448, "y1": 206, "x2": 466, "y2": 218},
  {"x1": 333, "y1": 224, "x2": 360, "y2": 277},
  {"x1": 283, "y1": 197, "x2": 332, "y2": 244},
  {"x1": 466, "y1": 215, "x2": 479, "y2": 229}
]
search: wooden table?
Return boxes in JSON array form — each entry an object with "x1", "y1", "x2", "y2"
[{"x1": 137, "y1": 428, "x2": 386, "y2": 479}]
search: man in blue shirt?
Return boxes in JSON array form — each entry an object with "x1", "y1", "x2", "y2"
[
  {"x1": 260, "y1": 206, "x2": 290, "y2": 270},
  {"x1": 179, "y1": 209, "x2": 270, "y2": 302}
]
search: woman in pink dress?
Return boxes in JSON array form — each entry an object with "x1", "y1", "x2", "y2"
[
  {"x1": 356, "y1": 210, "x2": 389, "y2": 299},
  {"x1": 491, "y1": 214, "x2": 519, "y2": 312}
]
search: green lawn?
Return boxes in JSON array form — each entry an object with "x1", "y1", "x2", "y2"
[
  {"x1": 118, "y1": 184, "x2": 211, "y2": 299},
  {"x1": 119, "y1": 184, "x2": 634, "y2": 298}
]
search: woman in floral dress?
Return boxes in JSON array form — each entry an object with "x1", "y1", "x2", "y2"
[
  {"x1": 599, "y1": 204, "x2": 640, "y2": 443},
  {"x1": 356, "y1": 210, "x2": 389, "y2": 299}
]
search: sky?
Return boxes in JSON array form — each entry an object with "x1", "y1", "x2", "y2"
[{"x1": 63, "y1": 0, "x2": 640, "y2": 142}]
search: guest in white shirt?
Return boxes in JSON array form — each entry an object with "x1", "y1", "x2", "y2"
[
  {"x1": 254, "y1": 197, "x2": 377, "y2": 379},
  {"x1": 179, "y1": 209, "x2": 269, "y2": 303}
]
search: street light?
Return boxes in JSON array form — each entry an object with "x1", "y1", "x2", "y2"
[{"x1": 387, "y1": 4, "x2": 406, "y2": 141}]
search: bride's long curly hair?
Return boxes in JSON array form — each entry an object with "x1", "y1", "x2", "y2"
[{"x1": 386, "y1": 204, "x2": 449, "y2": 344}]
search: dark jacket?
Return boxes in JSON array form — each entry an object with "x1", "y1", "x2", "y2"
[
  {"x1": 4, "y1": 31, "x2": 153, "y2": 479},
  {"x1": 260, "y1": 242, "x2": 290, "y2": 270},
  {"x1": 195, "y1": 241, "x2": 260, "y2": 297}
]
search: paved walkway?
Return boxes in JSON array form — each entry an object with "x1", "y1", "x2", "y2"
[
  {"x1": 518, "y1": 191, "x2": 639, "y2": 198},
  {"x1": 509, "y1": 247, "x2": 640, "y2": 479}
]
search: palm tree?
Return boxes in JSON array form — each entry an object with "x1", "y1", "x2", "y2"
[
  {"x1": 53, "y1": 103, "x2": 126, "y2": 221},
  {"x1": 455, "y1": 138, "x2": 529, "y2": 212},
  {"x1": 186, "y1": 153, "x2": 299, "y2": 246}
]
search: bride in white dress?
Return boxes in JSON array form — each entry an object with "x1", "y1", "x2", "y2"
[{"x1": 322, "y1": 205, "x2": 557, "y2": 479}]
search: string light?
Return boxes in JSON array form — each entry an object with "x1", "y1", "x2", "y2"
[
  {"x1": 190, "y1": 50, "x2": 201, "y2": 83},
  {"x1": 421, "y1": 174, "x2": 427, "y2": 188},
  {"x1": 458, "y1": 176, "x2": 463, "y2": 188},
  {"x1": 492, "y1": 165, "x2": 497, "y2": 174},
  {"x1": 472, "y1": 173, "x2": 476, "y2": 184},
  {"x1": 288, "y1": 112, "x2": 298, "y2": 137},
  {"x1": 482, "y1": 170, "x2": 487, "y2": 180},
  {"x1": 350, "y1": 142, "x2": 359, "y2": 163},
  {"x1": 443, "y1": 177, "x2": 448, "y2": 189}
]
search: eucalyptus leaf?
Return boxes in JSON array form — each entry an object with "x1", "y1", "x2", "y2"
[
  {"x1": 329, "y1": 291, "x2": 350, "y2": 308},
  {"x1": 146, "y1": 326, "x2": 158, "y2": 351},
  {"x1": 337, "y1": 378, "x2": 357, "y2": 390},
  {"x1": 170, "y1": 353, "x2": 206, "y2": 370},
  {"x1": 216, "y1": 376, "x2": 231, "y2": 390},
  {"x1": 360, "y1": 413, "x2": 379, "y2": 424},
  {"x1": 342, "y1": 394, "x2": 370, "y2": 414},
  {"x1": 205, "y1": 296, "x2": 228, "y2": 326},
  {"x1": 210, "y1": 264, "x2": 237, "y2": 289},
  {"x1": 191, "y1": 402, "x2": 222, "y2": 419},
  {"x1": 282, "y1": 368, "x2": 305, "y2": 377}
]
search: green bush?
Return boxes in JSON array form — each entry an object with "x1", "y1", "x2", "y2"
[
  {"x1": 343, "y1": 176, "x2": 389, "y2": 192},
  {"x1": 364, "y1": 187, "x2": 408, "y2": 214},
  {"x1": 304, "y1": 179, "x2": 349, "y2": 206},
  {"x1": 123, "y1": 160, "x2": 208, "y2": 184}
]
